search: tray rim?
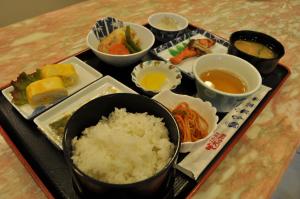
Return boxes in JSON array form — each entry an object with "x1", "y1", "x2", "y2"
[
  {"x1": 0, "y1": 126, "x2": 55, "y2": 199},
  {"x1": 0, "y1": 23, "x2": 292, "y2": 199}
]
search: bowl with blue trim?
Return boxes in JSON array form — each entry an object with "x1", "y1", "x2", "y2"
[
  {"x1": 193, "y1": 54, "x2": 262, "y2": 113},
  {"x1": 148, "y1": 12, "x2": 188, "y2": 42},
  {"x1": 87, "y1": 17, "x2": 155, "y2": 67}
]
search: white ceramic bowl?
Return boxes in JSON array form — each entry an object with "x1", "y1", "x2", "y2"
[
  {"x1": 153, "y1": 90, "x2": 218, "y2": 153},
  {"x1": 131, "y1": 60, "x2": 182, "y2": 96},
  {"x1": 87, "y1": 22, "x2": 155, "y2": 67},
  {"x1": 148, "y1": 12, "x2": 188, "y2": 42},
  {"x1": 193, "y1": 54, "x2": 262, "y2": 112}
]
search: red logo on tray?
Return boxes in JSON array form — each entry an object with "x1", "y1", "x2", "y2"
[{"x1": 205, "y1": 132, "x2": 226, "y2": 150}]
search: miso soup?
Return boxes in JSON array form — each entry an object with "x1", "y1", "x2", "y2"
[
  {"x1": 234, "y1": 40, "x2": 275, "y2": 59},
  {"x1": 200, "y1": 69, "x2": 247, "y2": 94}
]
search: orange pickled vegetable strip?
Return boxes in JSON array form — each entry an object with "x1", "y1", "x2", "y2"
[{"x1": 172, "y1": 102, "x2": 208, "y2": 142}]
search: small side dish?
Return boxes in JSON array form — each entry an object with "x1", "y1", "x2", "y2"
[
  {"x1": 172, "y1": 102, "x2": 208, "y2": 142},
  {"x1": 153, "y1": 90, "x2": 218, "y2": 153},
  {"x1": 151, "y1": 28, "x2": 228, "y2": 78},
  {"x1": 131, "y1": 60, "x2": 182, "y2": 95},
  {"x1": 2, "y1": 56, "x2": 102, "y2": 119},
  {"x1": 169, "y1": 38, "x2": 216, "y2": 64},
  {"x1": 11, "y1": 63, "x2": 78, "y2": 107}
]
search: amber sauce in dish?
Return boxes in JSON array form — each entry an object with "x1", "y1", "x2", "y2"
[
  {"x1": 139, "y1": 71, "x2": 167, "y2": 91},
  {"x1": 200, "y1": 69, "x2": 247, "y2": 94}
]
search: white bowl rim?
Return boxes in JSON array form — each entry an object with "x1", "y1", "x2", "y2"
[
  {"x1": 148, "y1": 12, "x2": 189, "y2": 32},
  {"x1": 131, "y1": 60, "x2": 182, "y2": 93},
  {"x1": 86, "y1": 22, "x2": 155, "y2": 57},
  {"x1": 192, "y1": 53, "x2": 262, "y2": 97}
]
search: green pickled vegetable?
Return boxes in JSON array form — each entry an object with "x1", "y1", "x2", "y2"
[{"x1": 49, "y1": 114, "x2": 72, "y2": 137}]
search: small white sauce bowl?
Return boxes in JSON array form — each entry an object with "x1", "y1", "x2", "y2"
[
  {"x1": 131, "y1": 60, "x2": 182, "y2": 96},
  {"x1": 193, "y1": 53, "x2": 262, "y2": 112},
  {"x1": 153, "y1": 90, "x2": 218, "y2": 153}
]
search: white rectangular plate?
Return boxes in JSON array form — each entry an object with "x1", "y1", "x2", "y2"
[
  {"x1": 1, "y1": 56, "x2": 103, "y2": 120},
  {"x1": 33, "y1": 75, "x2": 137, "y2": 150},
  {"x1": 151, "y1": 29, "x2": 229, "y2": 78}
]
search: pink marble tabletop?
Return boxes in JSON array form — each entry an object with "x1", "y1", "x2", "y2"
[{"x1": 0, "y1": 0, "x2": 299, "y2": 198}]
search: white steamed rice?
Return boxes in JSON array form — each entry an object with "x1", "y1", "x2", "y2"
[{"x1": 71, "y1": 108, "x2": 174, "y2": 184}]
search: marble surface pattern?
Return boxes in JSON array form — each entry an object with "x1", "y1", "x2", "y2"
[{"x1": 0, "y1": 0, "x2": 299, "y2": 198}]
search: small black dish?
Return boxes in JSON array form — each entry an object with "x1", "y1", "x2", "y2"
[
  {"x1": 228, "y1": 30, "x2": 285, "y2": 75},
  {"x1": 63, "y1": 93, "x2": 180, "y2": 199}
]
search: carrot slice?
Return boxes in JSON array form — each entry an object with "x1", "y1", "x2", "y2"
[{"x1": 108, "y1": 43, "x2": 129, "y2": 55}]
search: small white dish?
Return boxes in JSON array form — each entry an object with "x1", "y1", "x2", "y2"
[
  {"x1": 153, "y1": 90, "x2": 218, "y2": 153},
  {"x1": 1, "y1": 56, "x2": 102, "y2": 120},
  {"x1": 34, "y1": 75, "x2": 137, "y2": 149},
  {"x1": 131, "y1": 60, "x2": 182, "y2": 95}
]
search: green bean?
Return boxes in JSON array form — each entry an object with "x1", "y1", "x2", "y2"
[
  {"x1": 124, "y1": 41, "x2": 137, "y2": 53},
  {"x1": 125, "y1": 26, "x2": 141, "y2": 52}
]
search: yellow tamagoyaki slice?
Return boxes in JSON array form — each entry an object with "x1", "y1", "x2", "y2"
[
  {"x1": 26, "y1": 76, "x2": 68, "y2": 107},
  {"x1": 41, "y1": 64, "x2": 78, "y2": 87}
]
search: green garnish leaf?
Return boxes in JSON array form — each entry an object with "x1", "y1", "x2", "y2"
[
  {"x1": 168, "y1": 48, "x2": 179, "y2": 57},
  {"x1": 10, "y1": 69, "x2": 41, "y2": 105},
  {"x1": 168, "y1": 42, "x2": 188, "y2": 57}
]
